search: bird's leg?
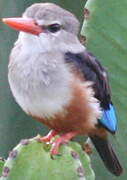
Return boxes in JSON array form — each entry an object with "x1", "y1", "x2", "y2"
[
  {"x1": 39, "y1": 130, "x2": 58, "y2": 142},
  {"x1": 50, "y1": 131, "x2": 77, "y2": 155}
]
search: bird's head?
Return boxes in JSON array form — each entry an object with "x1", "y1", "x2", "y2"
[{"x1": 2, "y1": 3, "x2": 83, "y2": 52}]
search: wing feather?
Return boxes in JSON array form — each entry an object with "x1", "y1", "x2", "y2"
[{"x1": 64, "y1": 50, "x2": 117, "y2": 133}]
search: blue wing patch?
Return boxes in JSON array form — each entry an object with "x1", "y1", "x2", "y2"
[{"x1": 99, "y1": 104, "x2": 117, "y2": 133}]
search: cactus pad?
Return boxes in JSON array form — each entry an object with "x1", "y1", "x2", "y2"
[{"x1": 0, "y1": 136, "x2": 95, "y2": 180}]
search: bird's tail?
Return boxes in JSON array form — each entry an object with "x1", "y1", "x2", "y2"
[{"x1": 90, "y1": 135, "x2": 123, "y2": 176}]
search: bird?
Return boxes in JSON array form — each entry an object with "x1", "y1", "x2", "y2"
[{"x1": 2, "y1": 2, "x2": 122, "y2": 176}]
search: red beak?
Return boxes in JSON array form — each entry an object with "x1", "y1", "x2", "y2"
[{"x1": 2, "y1": 17, "x2": 42, "y2": 35}]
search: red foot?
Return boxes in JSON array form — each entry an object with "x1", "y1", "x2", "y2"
[
  {"x1": 39, "y1": 130, "x2": 57, "y2": 142},
  {"x1": 50, "y1": 132, "x2": 77, "y2": 155}
]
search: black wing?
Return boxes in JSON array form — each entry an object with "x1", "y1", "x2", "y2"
[{"x1": 64, "y1": 50, "x2": 111, "y2": 109}]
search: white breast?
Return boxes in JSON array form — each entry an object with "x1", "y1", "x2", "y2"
[{"x1": 8, "y1": 45, "x2": 73, "y2": 118}]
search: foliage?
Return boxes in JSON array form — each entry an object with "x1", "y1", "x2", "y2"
[{"x1": 0, "y1": 159, "x2": 4, "y2": 176}]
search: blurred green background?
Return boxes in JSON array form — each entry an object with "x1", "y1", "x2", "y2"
[{"x1": 0, "y1": 0, "x2": 126, "y2": 179}]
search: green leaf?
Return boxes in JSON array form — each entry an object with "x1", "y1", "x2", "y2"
[
  {"x1": 81, "y1": 0, "x2": 127, "y2": 179},
  {"x1": 0, "y1": 158, "x2": 5, "y2": 176}
]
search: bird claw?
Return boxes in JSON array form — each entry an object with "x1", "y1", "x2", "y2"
[
  {"x1": 39, "y1": 130, "x2": 57, "y2": 142},
  {"x1": 50, "y1": 131, "x2": 77, "y2": 156},
  {"x1": 39, "y1": 130, "x2": 77, "y2": 156}
]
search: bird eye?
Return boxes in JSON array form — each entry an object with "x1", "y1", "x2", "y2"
[{"x1": 48, "y1": 23, "x2": 61, "y2": 33}]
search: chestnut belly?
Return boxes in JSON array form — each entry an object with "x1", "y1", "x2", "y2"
[{"x1": 31, "y1": 82, "x2": 101, "y2": 135}]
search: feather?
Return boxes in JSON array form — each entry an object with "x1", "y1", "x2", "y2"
[
  {"x1": 99, "y1": 104, "x2": 117, "y2": 133},
  {"x1": 90, "y1": 135, "x2": 123, "y2": 176}
]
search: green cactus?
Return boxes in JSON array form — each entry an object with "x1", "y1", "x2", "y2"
[{"x1": 0, "y1": 136, "x2": 95, "y2": 180}]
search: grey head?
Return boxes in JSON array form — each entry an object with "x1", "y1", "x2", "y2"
[
  {"x1": 16, "y1": 3, "x2": 84, "y2": 53},
  {"x1": 23, "y1": 3, "x2": 80, "y2": 35}
]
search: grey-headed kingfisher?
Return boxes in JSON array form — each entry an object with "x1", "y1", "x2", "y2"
[{"x1": 2, "y1": 3, "x2": 122, "y2": 176}]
